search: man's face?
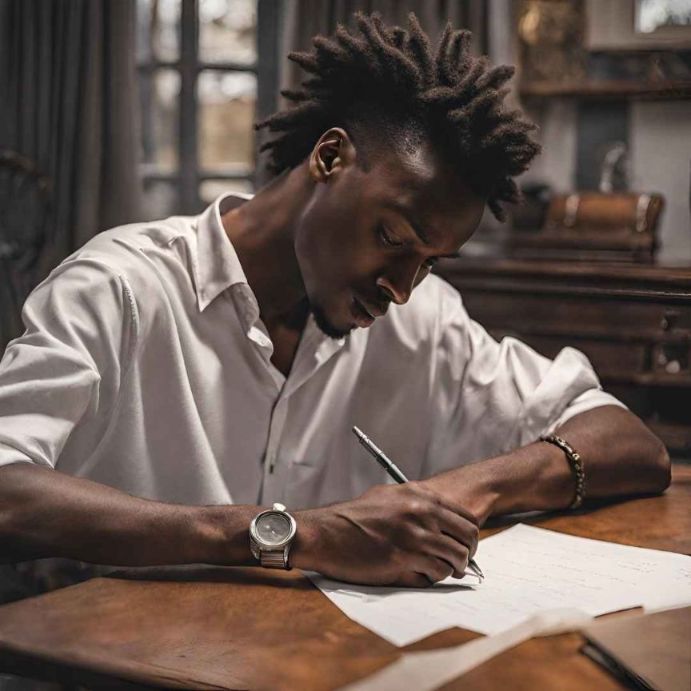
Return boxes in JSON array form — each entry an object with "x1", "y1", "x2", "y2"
[{"x1": 294, "y1": 130, "x2": 486, "y2": 338}]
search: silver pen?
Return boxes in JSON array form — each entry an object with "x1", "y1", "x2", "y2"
[{"x1": 353, "y1": 425, "x2": 484, "y2": 581}]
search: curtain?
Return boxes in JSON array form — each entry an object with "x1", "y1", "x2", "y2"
[{"x1": 0, "y1": 0, "x2": 141, "y2": 349}]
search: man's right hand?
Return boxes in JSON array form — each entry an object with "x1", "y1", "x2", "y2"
[
  {"x1": 290, "y1": 481, "x2": 479, "y2": 587},
  {"x1": 0, "y1": 464, "x2": 477, "y2": 588}
]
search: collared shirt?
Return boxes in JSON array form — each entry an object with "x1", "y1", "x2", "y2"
[{"x1": 0, "y1": 194, "x2": 623, "y2": 512}]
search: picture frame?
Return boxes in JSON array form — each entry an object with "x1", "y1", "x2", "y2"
[{"x1": 586, "y1": 0, "x2": 691, "y2": 50}]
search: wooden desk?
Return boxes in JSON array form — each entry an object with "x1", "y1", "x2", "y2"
[
  {"x1": 436, "y1": 257, "x2": 691, "y2": 458},
  {"x1": 1, "y1": 466, "x2": 689, "y2": 691}
]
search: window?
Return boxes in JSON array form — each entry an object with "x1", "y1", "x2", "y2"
[
  {"x1": 636, "y1": 0, "x2": 691, "y2": 33},
  {"x1": 136, "y1": 0, "x2": 278, "y2": 218}
]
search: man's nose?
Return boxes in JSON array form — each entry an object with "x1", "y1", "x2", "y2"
[{"x1": 376, "y1": 262, "x2": 421, "y2": 305}]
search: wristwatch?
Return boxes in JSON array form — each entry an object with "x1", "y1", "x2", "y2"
[{"x1": 249, "y1": 502, "x2": 297, "y2": 569}]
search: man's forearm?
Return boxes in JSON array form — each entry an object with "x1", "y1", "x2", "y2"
[
  {"x1": 422, "y1": 405, "x2": 671, "y2": 524},
  {"x1": 0, "y1": 462, "x2": 484, "y2": 588},
  {"x1": 0, "y1": 463, "x2": 258, "y2": 566}
]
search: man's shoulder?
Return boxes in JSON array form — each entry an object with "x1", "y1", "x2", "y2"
[
  {"x1": 78, "y1": 214, "x2": 194, "y2": 262},
  {"x1": 58, "y1": 215, "x2": 196, "y2": 291}
]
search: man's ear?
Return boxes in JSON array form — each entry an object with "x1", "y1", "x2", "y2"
[{"x1": 309, "y1": 127, "x2": 356, "y2": 182}]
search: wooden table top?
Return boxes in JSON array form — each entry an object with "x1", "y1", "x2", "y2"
[{"x1": 1, "y1": 465, "x2": 690, "y2": 691}]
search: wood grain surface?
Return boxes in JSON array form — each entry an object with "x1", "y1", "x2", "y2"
[{"x1": 0, "y1": 465, "x2": 689, "y2": 691}]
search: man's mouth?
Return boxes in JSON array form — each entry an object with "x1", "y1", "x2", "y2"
[
  {"x1": 351, "y1": 297, "x2": 375, "y2": 327},
  {"x1": 351, "y1": 297, "x2": 387, "y2": 327}
]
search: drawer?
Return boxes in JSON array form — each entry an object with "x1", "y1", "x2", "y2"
[{"x1": 462, "y1": 291, "x2": 691, "y2": 341}]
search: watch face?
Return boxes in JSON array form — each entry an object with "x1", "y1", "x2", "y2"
[{"x1": 255, "y1": 512, "x2": 292, "y2": 546}]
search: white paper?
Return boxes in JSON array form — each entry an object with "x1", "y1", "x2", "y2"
[
  {"x1": 310, "y1": 524, "x2": 691, "y2": 646},
  {"x1": 340, "y1": 607, "x2": 593, "y2": 691}
]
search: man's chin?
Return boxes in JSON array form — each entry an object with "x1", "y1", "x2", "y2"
[{"x1": 310, "y1": 302, "x2": 353, "y2": 340}]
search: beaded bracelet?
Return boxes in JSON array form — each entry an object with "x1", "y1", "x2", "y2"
[{"x1": 539, "y1": 434, "x2": 586, "y2": 509}]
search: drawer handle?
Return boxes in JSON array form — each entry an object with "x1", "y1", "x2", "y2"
[
  {"x1": 660, "y1": 310, "x2": 680, "y2": 331},
  {"x1": 655, "y1": 343, "x2": 688, "y2": 374}
]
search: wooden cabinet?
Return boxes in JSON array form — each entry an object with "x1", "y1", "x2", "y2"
[{"x1": 437, "y1": 258, "x2": 691, "y2": 457}]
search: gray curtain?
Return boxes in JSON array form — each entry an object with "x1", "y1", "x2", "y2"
[
  {"x1": 0, "y1": 0, "x2": 141, "y2": 348},
  {"x1": 279, "y1": 0, "x2": 487, "y2": 94}
]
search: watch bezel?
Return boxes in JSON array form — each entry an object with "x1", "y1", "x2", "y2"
[{"x1": 249, "y1": 508, "x2": 297, "y2": 550}]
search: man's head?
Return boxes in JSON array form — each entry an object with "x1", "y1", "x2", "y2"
[{"x1": 256, "y1": 13, "x2": 540, "y2": 338}]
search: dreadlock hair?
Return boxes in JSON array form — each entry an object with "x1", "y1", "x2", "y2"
[{"x1": 256, "y1": 12, "x2": 541, "y2": 221}]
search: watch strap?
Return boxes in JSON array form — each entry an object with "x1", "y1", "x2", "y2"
[{"x1": 260, "y1": 546, "x2": 290, "y2": 569}]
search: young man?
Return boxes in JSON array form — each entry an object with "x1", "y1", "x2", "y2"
[{"x1": 0, "y1": 14, "x2": 669, "y2": 595}]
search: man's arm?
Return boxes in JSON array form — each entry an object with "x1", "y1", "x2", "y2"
[
  {"x1": 0, "y1": 462, "x2": 256, "y2": 566},
  {"x1": 0, "y1": 462, "x2": 479, "y2": 587},
  {"x1": 421, "y1": 405, "x2": 671, "y2": 524}
]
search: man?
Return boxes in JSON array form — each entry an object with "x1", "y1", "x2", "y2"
[{"x1": 0, "y1": 14, "x2": 669, "y2": 595}]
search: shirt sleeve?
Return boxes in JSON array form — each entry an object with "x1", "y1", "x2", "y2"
[
  {"x1": 0, "y1": 258, "x2": 138, "y2": 469},
  {"x1": 424, "y1": 284, "x2": 626, "y2": 473}
]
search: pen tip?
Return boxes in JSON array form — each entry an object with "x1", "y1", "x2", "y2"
[
  {"x1": 352, "y1": 426, "x2": 364, "y2": 438},
  {"x1": 469, "y1": 561, "x2": 484, "y2": 579}
]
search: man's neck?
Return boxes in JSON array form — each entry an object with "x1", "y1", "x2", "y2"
[{"x1": 220, "y1": 164, "x2": 312, "y2": 326}]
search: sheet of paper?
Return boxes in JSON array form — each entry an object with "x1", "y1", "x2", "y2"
[{"x1": 310, "y1": 524, "x2": 691, "y2": 646}]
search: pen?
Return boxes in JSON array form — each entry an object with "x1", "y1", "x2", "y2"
[{"x1": 352, "y1": 425, "x2": 484, "y2": 581}]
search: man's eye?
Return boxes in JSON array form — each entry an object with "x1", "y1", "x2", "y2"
[{"x1": 378, "y1": 224, "x2": 403, "y2": 247}]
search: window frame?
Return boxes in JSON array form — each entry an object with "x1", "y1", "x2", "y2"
[{"x1": 137, "y1": 0, "x2": 281, "y2": 214}]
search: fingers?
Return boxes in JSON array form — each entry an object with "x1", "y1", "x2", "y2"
[
  {"x1": 396, "y1": 547, "x2": 477, "y2": 587},
  {"x1": 396, "y1": 558, "x2": 455, "y2": 587},
  {"x1": 396, "y1": 571, "x2": 434, "y2": 588},
  {"x1": 396, "y1": 483, "x2": 480, "y2": 570},
  {"x1": 415, "y1": 556, "x2": 455, "y2": 584},
  {"x1": 435, "y1": 506, "x2": 480, "y2": 558},
  {"x1": 331, "y1": 481, "x2": 481, "y2": 588},
  {"x1": 405, "y1": 483, "x2": 479, "y2": 558},
  {"x1": 396, "y1": 523, "x2": 471, "y2": 583},
  {"x1": 424, "y1": 532, "x2": 470, "y2": 577}
]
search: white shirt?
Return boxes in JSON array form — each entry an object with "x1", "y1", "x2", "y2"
[{"x1": 0, "y1": 194, "x2": 624, "y2": 511}]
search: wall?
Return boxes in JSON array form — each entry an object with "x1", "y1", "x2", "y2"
[
  {"x1": 630, "y1": 101, "x2": 691, "y2": 263},
  {"x1": 522, "y1": 99, "x2": 578, "y2": 193},
  {"x1": 488, "y1": 0, "x2": 691, "y2": 264}
]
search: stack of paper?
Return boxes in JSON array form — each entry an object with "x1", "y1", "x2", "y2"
[{"x1": 310, "y1": 524, "x2": 691, "y2": 646}]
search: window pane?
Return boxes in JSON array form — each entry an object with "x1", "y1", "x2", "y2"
[
  {"x1": 199, "y1": 179, "x2": 254, "y2": 205},
  {"x1": 140, "y1": 69, "x2": 180, "y2": 170},
  {"x1": 141, "y1": 180, "x2": 180, "y2": 220},
  {"x1": 199, "y1": 0, "x2": 257, "y2": 65},
  {"x1": 136, "y1": 0, "x2": 181, "y2": 62},
  {"x1": 636, "y1": 0, "x2": 691, "y2": 33},
  {"x1": 198, "y1": 71, "x2": 256, "y2": 170}
]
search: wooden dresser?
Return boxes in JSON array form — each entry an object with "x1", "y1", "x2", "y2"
[{"x1": 437, "y1": 257, "x2": 691, "y2": 458}]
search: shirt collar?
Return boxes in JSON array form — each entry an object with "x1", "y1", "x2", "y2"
[
  {"x1": 193, "y1": 192, "x2": 253, "y2": 312},
  {"x1": 192, "y1": 193, "x2": 348, "y2": 363}
]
